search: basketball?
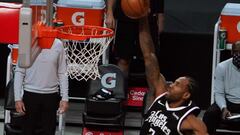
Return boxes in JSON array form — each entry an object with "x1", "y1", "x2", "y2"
[{"x1": 121, "y1": 0, "x2": 150, "y2": 19}]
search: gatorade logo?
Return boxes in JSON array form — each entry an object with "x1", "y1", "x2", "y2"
[
  {"x1": 237, "y1": 21, "x2": 240, "y2": 33},
  {"x1": 72, "y1": 12, "x2": 85, "y2": 26},
  {"x1": 101, "y1": 73, "x2": 117, "y2": 89}
]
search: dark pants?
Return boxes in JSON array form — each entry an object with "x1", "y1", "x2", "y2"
[
  {"x1": 22, "y1": 91, "x2": 59, "y2": 135},
  {"x1": 114, "y1": 20, "x2": 139, "y2": 61},
  {"x1": 203, "y1": 100, "x2": 240, "y2": 134},
  {"x1": 114, "y1": 15, "x2": 160, "y2": 61}
]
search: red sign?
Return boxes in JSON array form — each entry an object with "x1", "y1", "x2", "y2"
[
  {"x1": 82, "y1": 128, "x2": 124, "y2": 135},
  {"x1": 126, "y1": 87, "x2": 149, "y2": 107}
]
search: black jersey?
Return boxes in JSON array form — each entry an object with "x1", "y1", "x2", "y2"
[{"x1": 140, "y1": 93, "x2": 200, "y2": 135}]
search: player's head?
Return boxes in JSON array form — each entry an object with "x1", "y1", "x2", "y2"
[
  {"x1": 166, "y1": 76, "x2": 198, "y2": 103},
  {"x1": 232, "y1": 41, "x2": 240, "y2": 69}
]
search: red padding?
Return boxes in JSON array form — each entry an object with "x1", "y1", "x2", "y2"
[{"x1": 0, "y1": 2, "x2": 22, "y2": 44}]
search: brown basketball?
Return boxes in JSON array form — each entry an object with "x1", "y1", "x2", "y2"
[{"x1": 121, "y1": 0, "x2": 150, "y2": 19}]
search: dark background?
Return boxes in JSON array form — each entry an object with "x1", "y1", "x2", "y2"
[
  {"x1": 0, "y1": 45, "x2": 10, "y2": 99},
  {"x1": 0, "y1": 0, "x2": 238, "y2": 109}
]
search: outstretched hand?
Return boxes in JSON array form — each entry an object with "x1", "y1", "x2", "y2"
[
  {"x1": 58, "y1": 100, "x2": 69, "y2": 114},
  {"x1": 15, "y1": 100, "x2": 26, "y2": 114}
]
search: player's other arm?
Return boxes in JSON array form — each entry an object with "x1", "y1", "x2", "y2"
[
  {"x1": 57, "y1": 40, "x2": 69, "y2": 113},
  {"x1": 106, "y1": 0, "x2": 116, "y2": 29},
  {"x1": 139, "y1": 16, "x2": 167, "y2": 99},
  {"x1": 14, "y1": 65, "x2": 26, "y2": 113},
  {"x1": 181, "y1": 114, "x2": 209, "y2": 135}
]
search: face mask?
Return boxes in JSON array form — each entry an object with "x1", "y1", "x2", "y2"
[{"x1": 233, "y1": 52, "x2": 240, "y2": 69}]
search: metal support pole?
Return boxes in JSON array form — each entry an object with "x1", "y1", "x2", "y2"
[
  {"x1": 211, "y1": 21, "x2": 220, "y2": 104},
  {"x1": 58, "y1": 113, "x2": 66, "y2": 135},
  {"x1": 4, "y1": 53, "x2": 12, "y2": 124},
  {"x1": 46, "y1": 0, "x2": 54, "y2": 27}
]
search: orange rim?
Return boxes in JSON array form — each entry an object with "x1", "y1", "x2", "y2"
[{"x1": 56, "y1": 25, "x2": 114, "y2": 41}]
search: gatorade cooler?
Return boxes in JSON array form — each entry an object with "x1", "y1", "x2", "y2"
[
  {"x1": 56, "y1": 0, "x2": 105, "y2": 26},
  {"x1": 0, "y1": 2, "x2": 22, "y2": 44},
  {"x1": 220, "y1": 3, "x2": 240, "y2": 43}
]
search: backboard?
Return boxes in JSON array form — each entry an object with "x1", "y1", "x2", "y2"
[{"x1": 18, "y1": 0, "x2": 51, "y2": 68}]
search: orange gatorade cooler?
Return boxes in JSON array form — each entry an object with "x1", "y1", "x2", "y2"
[
  {"x1": 56, "y1": 0, "x2": 105, "y2": 26},
  {"x1": 0, "y1": 2, "x2": 22, "y2": 44},
  {"x1": 220, "y1": 3, "x2": 240, "y2": 43}
]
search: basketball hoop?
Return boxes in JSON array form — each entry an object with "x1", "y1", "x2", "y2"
[{"x1": 55, "y1": 25, "x2": 114, "y2": 81}]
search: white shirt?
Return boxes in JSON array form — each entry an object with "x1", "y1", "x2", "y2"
[
  {"x1": 14, "y1": 39, "x2": 69, "y2": 101},
  {"x1": 214, "y1": 58, "x2": 240, "y2": 109}
]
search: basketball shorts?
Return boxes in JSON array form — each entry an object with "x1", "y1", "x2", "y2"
[{"x1": 114, "y1": 20, "x2": 140, "y2": 61}]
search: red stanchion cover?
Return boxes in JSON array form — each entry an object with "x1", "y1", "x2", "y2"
[{"x1": 0, "y1": 2, "x2": 22, "y2": 44}]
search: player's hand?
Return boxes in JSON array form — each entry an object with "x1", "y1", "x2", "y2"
[
  {"x1": 15, "y1": 100, "x2": 26, "y2": 114},
  {"x1": 58, "y1": 100, "x2": 69, "y2": 114},
  {"x1": 105, "y1": 12, "x2": 115, "y2": 29},
  {"x1": 222, "y1": 107, "x2": 231, "y2": 120}
]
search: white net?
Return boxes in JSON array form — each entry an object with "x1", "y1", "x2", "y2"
[{"x1": 62, "y1": 36, "x2": 113, "y2": 81}]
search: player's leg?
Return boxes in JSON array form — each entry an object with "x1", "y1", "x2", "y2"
[
  {"x1": 202, "y1": 103, "x2": 222, "y2": 134},
  {"x1": 148, "y1": 14, "x2": 160, "y2": 57},
  {"x1": 39, "y1": 93, "x2": 59, "y2": 135},
  {"x1": 22, "y1": 91, "x2": 41, "y2": 135},
  {"x1": 114, "y1": 20, "x2": 139, "y2": 77}
]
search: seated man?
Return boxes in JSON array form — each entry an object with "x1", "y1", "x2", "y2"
[{"x1": 203, "y1": 41, "x2": 240, "y2": 134}]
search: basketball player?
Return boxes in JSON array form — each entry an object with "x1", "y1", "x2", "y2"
[
  {"x1": 139, "y1": 17, "x2": 208, "y2": 135},
  {"x1": 14, "y1": 39, "x2": 69, "y2": 135},
  {"x1": 106, "y1": 0, "x2": 164, "y2": 77}
]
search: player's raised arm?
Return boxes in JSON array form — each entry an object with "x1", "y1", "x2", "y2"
[
  {"x1": 105, "y1": 0, "x2": 116, "y2": 29},
  {"x1": 139, "y1": 16, "x2": 167, "y2": 99}
]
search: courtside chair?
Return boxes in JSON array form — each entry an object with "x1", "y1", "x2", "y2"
[{"x1": 83, "y1": 64, "x2": 126, "y2": 130}]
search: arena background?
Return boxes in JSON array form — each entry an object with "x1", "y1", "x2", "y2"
[{"x1": 0, "y1": 0, "x2": 238, "y2": 109}]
